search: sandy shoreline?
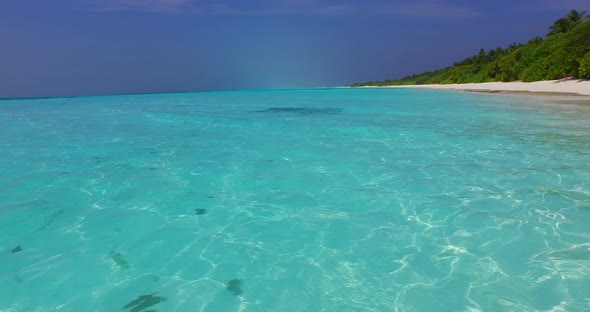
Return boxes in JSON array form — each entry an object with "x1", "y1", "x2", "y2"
[{"x1": 379, "y1": 79, "x2": 590, "y2": 96}]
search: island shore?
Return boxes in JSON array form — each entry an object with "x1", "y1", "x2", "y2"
[{"x1": 382, "y1": 79, "x2": 590, "y2": 96}]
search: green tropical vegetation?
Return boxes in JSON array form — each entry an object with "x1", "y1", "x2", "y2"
[{"x1": 351, "y1": 10, "x2": 590, "y2": 87}]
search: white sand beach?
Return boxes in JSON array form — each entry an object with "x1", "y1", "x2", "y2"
[{"x1": 386, "y1": 79, "x2": 590, "y2": 96}]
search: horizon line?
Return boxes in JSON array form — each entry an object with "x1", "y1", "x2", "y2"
[{"x1": 0, "y1": 86, "x2": 346, "y2": 101}]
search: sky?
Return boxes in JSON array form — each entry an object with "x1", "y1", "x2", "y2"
[{"x1": 1, "y1": 0, "x2": 589, "y2": 98}]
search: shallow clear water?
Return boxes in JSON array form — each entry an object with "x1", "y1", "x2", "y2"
[{"x1": 1, "y1": 88, "x2": 590, "y2": 311}]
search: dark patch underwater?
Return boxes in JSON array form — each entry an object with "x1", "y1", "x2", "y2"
[{"x1": 252, "y1": 107, "x2": 342, "y2": 115}]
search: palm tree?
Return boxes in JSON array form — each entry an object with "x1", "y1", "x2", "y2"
[
  {"x1": 567, "y1": 9, "x2": 587, "y2": 23},
  {"x1": 547, "y1": 10, "x2": 587, "y2": 36},
  {"x1": 548, "y1": 18, "x2": 570, "y2": 36}
]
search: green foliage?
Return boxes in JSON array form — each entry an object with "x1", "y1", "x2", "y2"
[
  {"x1": 351, "y1": 12, "x2": 590, "y2": 87},
  {"x1": 521, "y1": 21, "x2": 590, "y2": 81},
  {"x1": 580, "y1": 51, "x2": 590, "y2": 79},
  {"x1": 547, "y1": 10, "x2": 587, "y2": 36}
]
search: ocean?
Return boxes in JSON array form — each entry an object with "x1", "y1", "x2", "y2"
[{"x1": 1, "y1": 88, "x2": 589, "y2": 311}]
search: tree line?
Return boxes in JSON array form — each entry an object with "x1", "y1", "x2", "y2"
[{"x1": 351, "y1": 10, "x2": 590, "y2": 87}]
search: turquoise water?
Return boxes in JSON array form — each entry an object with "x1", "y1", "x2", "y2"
[{"x1": 1, "y1": 88, "x2": 590, "y2": 311}]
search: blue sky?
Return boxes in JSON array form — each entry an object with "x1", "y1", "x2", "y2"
[{"x1": 1, "y1": 0, "x2": 589, "y2": 97}]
